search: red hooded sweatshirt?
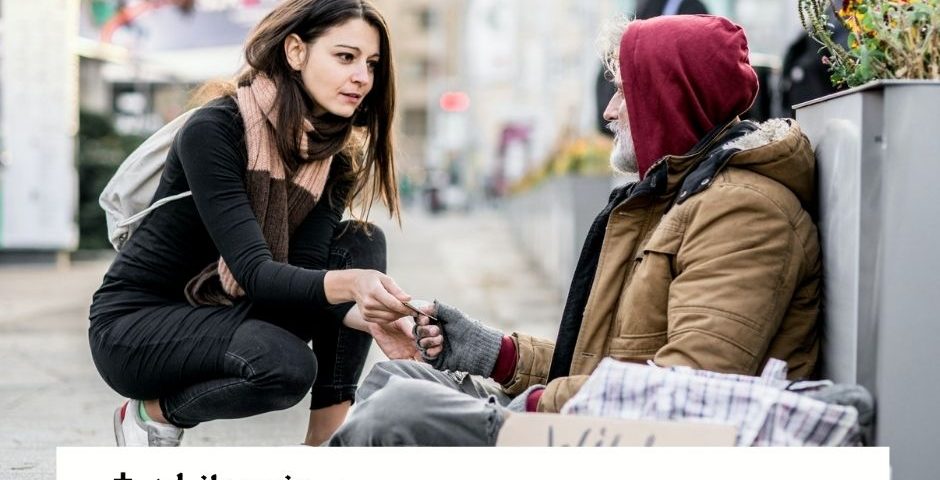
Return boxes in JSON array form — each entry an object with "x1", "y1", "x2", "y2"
[{"x1": 619, "y1": 15, "x2": 759, "y2": 179}]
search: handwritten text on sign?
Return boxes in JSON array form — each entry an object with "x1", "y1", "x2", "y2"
[{"x1": 495, "y1": 413, "x2": 737, "y2": 446}]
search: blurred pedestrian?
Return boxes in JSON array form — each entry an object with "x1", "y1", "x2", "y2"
[
  {"x1": 89, "y1": 0, "x2": 417, "y2": 448},
  {"x1": 779, "y1": 17, "x2": 849, "y2": 117},
  {"x1": 635, "y1": 0, "x2": 708, "y2": 18},
  {"x1": 331, "y1": 15, "x2": 822, "y2": 446}
]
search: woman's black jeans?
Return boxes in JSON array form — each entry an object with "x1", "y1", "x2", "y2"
[{"x1": 110, "y1": 221, "x2": 383, "y2": 429}]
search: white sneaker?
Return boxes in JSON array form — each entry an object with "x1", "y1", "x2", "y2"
[{"x1": 113, "y1": 399, "x2": 184, "y2": 447}]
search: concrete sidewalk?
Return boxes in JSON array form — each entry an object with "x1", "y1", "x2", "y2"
[{"x1": 0, "y1": 208, "x2": 563, "y2": 478}]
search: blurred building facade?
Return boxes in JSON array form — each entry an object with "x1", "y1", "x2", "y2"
[
  {"x1": 371, "y1": 0, "x2": 436, "y2": 184},
  {"x1": 0, "y1": 0, "x2": 81, "y2": 255},
  {"x1": 415, "y1": 0, "x2": 629, "y2": 207},
  {"x1": 410, "y1": 0, "x2": 808, "y2": 207},
  {"x1": 76, "y1": 0, "x2": 276, "y2": 129}
]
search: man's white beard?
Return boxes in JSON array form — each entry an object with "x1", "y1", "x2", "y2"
[{"x1": 608, "y1": 120, "x2": 638, "y2": 175}]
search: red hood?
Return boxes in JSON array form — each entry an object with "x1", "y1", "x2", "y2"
[{"x1": 620, "y1": 15, "x2": 758, "y2": 179}]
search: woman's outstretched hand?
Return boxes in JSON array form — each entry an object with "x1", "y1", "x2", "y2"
[
  {"x1": 325, "y1": 269, "x2": 413, "y2": 323},
  {"x1": 350, "y1": 270, "x2": 413, "y2": 323}
]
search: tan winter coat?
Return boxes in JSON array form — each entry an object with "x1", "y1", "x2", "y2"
[{"x1": 503, "y1": 119, "x2": 821, "y2": 412}]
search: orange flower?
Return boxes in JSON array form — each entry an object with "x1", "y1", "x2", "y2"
[{"x1": 841, "y1": 0, "x2": 859, "y2": 15}]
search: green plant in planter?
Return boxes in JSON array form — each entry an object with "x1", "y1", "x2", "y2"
[
  {"x1": 799, "y1": 0, "x2": 940, "y2": 87},
  {"x1": 551, "y1": 136, "x2": 614, "y2": 177}
]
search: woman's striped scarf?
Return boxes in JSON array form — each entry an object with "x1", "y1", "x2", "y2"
[{"x1": 185, "y1": 74, "x2": 350, "y2": 306}]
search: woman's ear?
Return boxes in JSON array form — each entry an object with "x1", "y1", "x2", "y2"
[{"x1": 284, "y1": 33, "x2": 307, "y2": 71}]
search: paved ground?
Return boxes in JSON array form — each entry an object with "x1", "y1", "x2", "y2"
[{"x1": 0, "y1": 208, "x2": 564, "y2": 478}]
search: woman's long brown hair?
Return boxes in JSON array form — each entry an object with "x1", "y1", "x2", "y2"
[{"x1": 191, "y1": 0, "x2": 398, "y2": 222}]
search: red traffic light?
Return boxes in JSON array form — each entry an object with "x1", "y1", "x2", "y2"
[{"x1": 439, "y1": 91, "x2": 470, "y2": 112}]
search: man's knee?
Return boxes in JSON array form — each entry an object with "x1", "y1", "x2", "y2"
[
  {"x1": 332, "y1": 376, "x2": 505, "y2": 446},
  {"x1": 357, "y1": 360, "x2": 430, "y2": 401},
  {"x1": 332, "y1": 377, "x2": 436, "y2": 446}
]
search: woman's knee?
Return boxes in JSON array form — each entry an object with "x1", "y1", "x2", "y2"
[
  {"x1": 273, "y1": 348, "x2": 318, "y2": 406},
  {"x1": 331, "y1": 221, "x2": 386, "y2": 272},
  {"x1": 229, "y1": 321, "x2": 318, "y2": 407},
  {"x1": 336, "y1": 221, "x2": 385, "y2": 248}
]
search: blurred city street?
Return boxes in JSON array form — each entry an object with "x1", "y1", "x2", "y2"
[{"x1": 0, "y1": 208, "x2": 563, "y2": 479}]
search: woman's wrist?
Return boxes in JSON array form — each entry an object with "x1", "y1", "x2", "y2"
[
  {"x1": 324, "y1": 269, "x2": 359, "y2": 304},
  {"x1": 341, "y1": 304, "x2": 370, "y2": 332}
]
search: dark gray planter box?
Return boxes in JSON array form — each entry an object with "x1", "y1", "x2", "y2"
[
  {"x1": 504, "y1": 175, "x2": 624, "y2": 294},
  {"x1": 797, "y1": 80, "x2": 940, "y2": 477}
]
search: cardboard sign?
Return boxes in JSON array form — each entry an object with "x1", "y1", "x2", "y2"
[{"x1": 496, "y1": 413, "x2": 737, "y2": 446}]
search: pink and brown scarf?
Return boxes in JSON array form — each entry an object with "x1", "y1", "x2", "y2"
[{"x1": 185, "y1": 74, "x2": 350, "y2": 306}]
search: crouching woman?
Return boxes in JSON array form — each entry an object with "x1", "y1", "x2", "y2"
[{"x1": 89, "y1": 0, "x2": 415, "y2": 447}]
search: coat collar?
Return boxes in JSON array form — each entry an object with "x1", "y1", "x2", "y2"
[{"x1": 633, "y1": 117, "x2": 746, "y2": 198}]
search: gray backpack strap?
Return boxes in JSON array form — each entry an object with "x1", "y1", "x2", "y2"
[
  {"x1": 115, "y1": 190, "x2": 193, "y2": 228},
  {"x1": 100, "y1": 109, "x2": 197, "y2": 250}
]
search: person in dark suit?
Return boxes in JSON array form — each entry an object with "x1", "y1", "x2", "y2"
[{"x1": 635, "y1": 0, "x2": 709, "y2": 19}]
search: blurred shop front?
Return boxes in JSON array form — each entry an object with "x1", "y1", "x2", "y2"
[{"x1": 0, "y1": 1, "x2": 280, "y2": 257}]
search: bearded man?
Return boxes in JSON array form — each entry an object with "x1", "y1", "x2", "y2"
[{"x1": 330, "y1": 14, "x2": 822, "y2": 446}]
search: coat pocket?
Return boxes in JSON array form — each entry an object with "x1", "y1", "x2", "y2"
[
  {"x1": 608, "y1": 332, "x2": 667, "y2": 362},
  {"x1": 633, "y1": 224, "x2": 682, "y2": 280},
  {"x1": 641, "y1": 224, "x2": 682, "y2": 256}
]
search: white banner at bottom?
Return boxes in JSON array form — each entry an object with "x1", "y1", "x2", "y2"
[{"x1": 57, "y1": 447, "x2": 890, "y2": 480}]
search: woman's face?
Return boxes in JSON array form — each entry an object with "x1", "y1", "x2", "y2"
[{"x1": 285, "y1": 18, "x2": 380, "y2": 118}]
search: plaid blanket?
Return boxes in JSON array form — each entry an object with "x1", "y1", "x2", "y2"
[{"x1": 560, "y1": 358, "x2": 870, "y2": 446}]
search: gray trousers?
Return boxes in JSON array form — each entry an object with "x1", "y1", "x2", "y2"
[{"x1": 328, "y1": 360, "x2": 510, "y2": 446}]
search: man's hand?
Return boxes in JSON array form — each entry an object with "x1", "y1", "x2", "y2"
[
  {"x1": 414, "y1": 312, "x2": 443, "y2": 360},
  {"x1": 413, "y1": 301, "x2": 503, "y2": 377},
  {"x1": 368, "y1": 316, "x2": 422, "y2": 361}
]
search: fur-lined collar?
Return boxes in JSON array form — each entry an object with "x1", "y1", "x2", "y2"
[{"x1": 723, "y1": 118, "x2": 792, "y2": 152}]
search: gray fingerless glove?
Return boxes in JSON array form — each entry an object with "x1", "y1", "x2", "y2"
[{"x1": 427, "y1": 300, "x2": 503, "y2": 377}]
